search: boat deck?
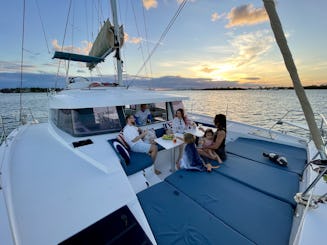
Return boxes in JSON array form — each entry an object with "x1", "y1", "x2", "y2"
[{"x1": 138, "y1": 137, "x2": 307, "y2": 244}]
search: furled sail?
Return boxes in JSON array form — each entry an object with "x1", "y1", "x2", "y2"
[{"x1": 86, "y1": 19, "x2": 124, "y2": 70}]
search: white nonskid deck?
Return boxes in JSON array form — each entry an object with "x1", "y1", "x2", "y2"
[{"x1": 1, "y1": 123, "x2": 155, "y2": 245}]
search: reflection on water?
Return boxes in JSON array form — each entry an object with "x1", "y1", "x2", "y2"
[{"x1": 1, "y1": 90, "x2": 326, "y2": 141}]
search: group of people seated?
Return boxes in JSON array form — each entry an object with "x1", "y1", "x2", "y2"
[{"x1": 122, "y1": 105, "x2": 227, "y2": 175}]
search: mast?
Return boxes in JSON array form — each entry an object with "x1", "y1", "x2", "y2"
[
  {"x1": 110, "y1": 0, "x2": 123, "y2": 86},
  {"x1": 263, "y1": 0, "x2": 326, "y2": 159}
]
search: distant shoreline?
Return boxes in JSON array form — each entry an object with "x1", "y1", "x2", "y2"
[{"x1": 0, "y1": 85, "x2": 326, "y2": 93}]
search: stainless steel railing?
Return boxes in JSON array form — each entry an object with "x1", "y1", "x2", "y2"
[{"x1": 269, "y1": 109, "x2": 327, "y2": 142}]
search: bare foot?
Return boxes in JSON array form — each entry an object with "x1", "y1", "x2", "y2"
[
  {"x1": 204, "y1": 163, "x2": 220, "y2": 172},
  {"x1": 214, "y1": 153, "x2": 223, "y2": 164},
  {"x1": 154, "y1": 169, "x2": 161, "y2": 175}
]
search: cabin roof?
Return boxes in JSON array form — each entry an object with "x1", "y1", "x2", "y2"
[{"x1": 49, "y1": 87, "x2": 188, "y2": 109}]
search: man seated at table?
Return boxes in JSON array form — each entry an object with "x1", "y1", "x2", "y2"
[
  {"x1": 123, "y1": 114, "x2": 160, "y2": 174},
  {"x1": 135, "y1": 104, "x2": 152, "y2": 126}
]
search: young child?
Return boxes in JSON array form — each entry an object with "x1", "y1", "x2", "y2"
[
  {"x1": 177, "y1": 133, "x2": 219, "y2": 172},
  {"x1": 199, "y1": 129, "x2": 222, "y2": 164}
]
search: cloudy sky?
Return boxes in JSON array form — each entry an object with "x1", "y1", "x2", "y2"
[{"x1": 1, "y1": 0, "x2": 327, "y2": 88}]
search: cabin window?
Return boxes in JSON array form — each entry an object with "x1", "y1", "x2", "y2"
[
  {"x1": 123, "y1": 103, "x2": 167, "y2": 126},
  {"x1": 50, "y1": 107, "x2": 121, "y2": 137},
  {"x1": 50, "y1": 109, "x2": 74, "y2": 135},
  {"x1": 172, "y1": 101, "x2": 184, "y2": 115},
  {"x1": 150, "y1": 102, "x2": 167, "y2": 122},
  {"x1": 72, "y1": 107, "x2": 121, "y2": 136}
]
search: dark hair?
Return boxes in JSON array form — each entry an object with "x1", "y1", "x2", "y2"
[
  {"x1": 125, "y1": 114, "x2": 133, "y2": 122},
  {"x1": 204, "y1": 128, "x2": 214, "y2": 137},
  {"x1": 214, "y1": 114, "x2": 226, "y2": 130},
  {"x1": 176, "y1": 108, "x2": 186, "y2": 123}
]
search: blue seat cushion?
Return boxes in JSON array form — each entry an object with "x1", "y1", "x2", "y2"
[
  {"x1": 155, "y1": 127, "x2": 166, "y2": 138},
  {"x1": 108, "y1": 139, "x2": 153, "y2": 176},
  {"x1": 165, "y1": 170, "x2": 294, "y2": 245},
  {"x1": 137, "y1": 182, "x2": 255, "y2": 245},
  {"x1": 155, "y1": 128, "x2": 166, "y2": 151},
  {"x1": 226, "y1": 137, "x2": 307, "y2": 176},
  {"x1": 213, "y1": 154, "x2": 299, "y2": 207}
]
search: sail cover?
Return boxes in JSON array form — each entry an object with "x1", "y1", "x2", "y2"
[{"x1": 86, "y1": 19, "x2": 124, "y2": 70}]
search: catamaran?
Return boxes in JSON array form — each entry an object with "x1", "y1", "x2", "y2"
[{"x1": 1, "y1": 0, "x2": 326, "y2": 244}]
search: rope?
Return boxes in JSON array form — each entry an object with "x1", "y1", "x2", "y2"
[
  {"x1": 35, "y1": 0, "x2": 50, "y2": 54},
  {"x1": 293, "y1": 186, "x2": 315, "y2": 244},
  {"x1": 19, "y1": 0, "x2": 26, "y2": 123},
  {"x1": 55, "y1": 0, "x2": 73, "y2": 88},
  {"x1": 130, "y1": 0, "x2": 148, "y2": 78},
  {"x1": 142, "y1": 1, "x2": 154, "y2": 88},
  {"x1": 127, "y1": 0, "x2": 188, "y2": 88}
]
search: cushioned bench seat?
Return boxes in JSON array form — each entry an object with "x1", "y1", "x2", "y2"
[
  {"x1": 108, "y1": 139, "x2": 153, "y2": 176},
  {"x1": 165, "y1": 170, "x2": 294, "y2": 245},
  {"x1": 214, "y1": 154, "x2": 299, "y2": 207},
  {"x1": 155, "y1": 127, "x2": 166, "y2": 151},
  {"x1": 226, "y1": 137, "x2": 307, "y2": 176},
  {"x1": 137, "y1": 181, "x2": 255, "y2": 245}
]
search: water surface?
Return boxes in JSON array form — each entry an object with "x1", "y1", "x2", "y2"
[{"x1": 1, "y1": 90, "x2": 326, "y2": 141}]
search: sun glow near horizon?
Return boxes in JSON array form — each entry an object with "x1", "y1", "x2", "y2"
[{"x1": 1, "y1": 1, "x2": 326, "y2": 88}]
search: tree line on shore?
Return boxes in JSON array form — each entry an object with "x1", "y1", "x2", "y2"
[{"x1": 0, "y1": 84, "x2": 326, "y2": 93}]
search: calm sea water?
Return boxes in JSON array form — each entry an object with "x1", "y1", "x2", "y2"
[{"x1": 1, "y1": 90, "x2": 326, "y2": 141}]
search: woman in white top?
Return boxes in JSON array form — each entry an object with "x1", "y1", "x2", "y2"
[{"x1": 172, "y1": 108, "x2": 187, "y2": 133}]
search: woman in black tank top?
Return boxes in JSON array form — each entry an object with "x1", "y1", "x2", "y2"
[{"x1": 198, "y1": 114, "x2": 227, "y2": 161}]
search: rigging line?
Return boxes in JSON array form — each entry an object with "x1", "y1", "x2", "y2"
[
  {"x1": 142, "y1": 3, "x2": 153, "y2": 78},
  {"x1": 19, "y1": 0, "x2": 26, "y2": 123},
  {"x1": 55, "y1": 0, "x2": 73, "y2": 88},
  {"x1": 35, "y1": 0, "x2": 50, "y2": 54},
  {"x1": 95, "y1": 66, "x2": 103, "y2": 83},
  {"x1": 130, "y1": 0, "x2": 148, "y2": 77},
  {"x1": 84, "y1": 0, "x2": 90, "y2": 42},
  {"x1": 93, "y1": 0, "x2": 101, "y2": 28},
  {"x1": 127, "y1": 0, "x2": 188, "y2": 88},
  {"x1": 71, "y1": 2, "x2": 75, "y2": 53},
  {"x1": 61, "y1": 0, "x2": 73, "y2": 52}
]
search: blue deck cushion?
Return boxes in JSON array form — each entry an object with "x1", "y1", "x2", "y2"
[
  {"x1": 213, "y1": 154, "x2": 299, "y2": 207},
  {"x1": 165, "y1": 170, "x2": 294, "y2": 245},
  {"x1": 137, "y1": 182, "x2": 255, "y2": 245},
  {"x1": 108, "y1": 139, "x2": 153, "y2": 176},
  {"x1": 226, "y1": 137, "x2": 307, "y2": 176}
]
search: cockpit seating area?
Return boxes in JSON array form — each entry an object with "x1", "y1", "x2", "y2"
[{"x1": 107, "y1": 139, "x2": 153, "y2": 176}]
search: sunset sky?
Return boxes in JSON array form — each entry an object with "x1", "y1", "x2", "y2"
[{"x1": 1, "y1": 0, "x2": 327, "y2": 88}]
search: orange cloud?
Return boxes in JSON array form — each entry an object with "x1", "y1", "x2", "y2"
[
  {"x1": 130, "y1": 37, "x2": 143, "y2": 44},
  {"x1": 229, "y1": 30, "x2": 274, "y2": 66},
  {"x1": 51, "y1": 39, "x2": 92, "y2": 54},
  {"x1": 226, "y1": 4, "x2": 268, "y2": 28},
  {"x1": 124, "y1": 33, "x2": 142, "y2": 44},
  {"x1": 201, "y1": 66, "x2": 216, "y2": 73},
  {"x1": 211, "y1": 12, "x2": 220, "y2": 22},
  {"x1": 143, "y1": 0, "x2": 158, "y2": 10}
]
